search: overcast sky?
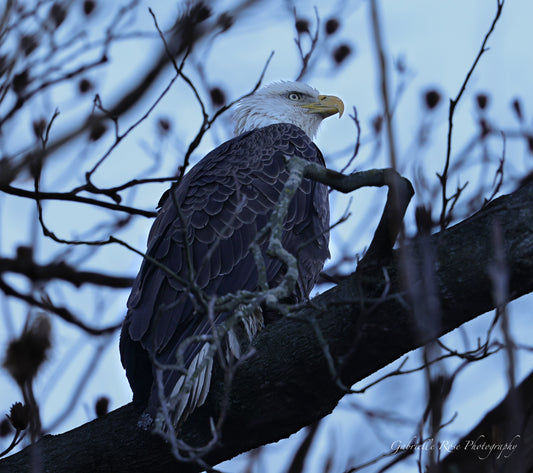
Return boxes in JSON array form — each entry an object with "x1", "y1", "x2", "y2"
[{"x1": 1, "y1": 1, "x2": 532, "y2": 472}]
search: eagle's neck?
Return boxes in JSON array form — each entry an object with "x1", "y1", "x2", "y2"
[{"x1": 232, "y1": 101, "x2": 322, "y2": 138}]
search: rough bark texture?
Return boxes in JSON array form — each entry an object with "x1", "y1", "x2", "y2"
[
  {"x1": 441, "y1": 370, "x2": 533, "y2": 473},
  {"x1": 2, "y1": 181, "x2": 533, "y2": 473}
]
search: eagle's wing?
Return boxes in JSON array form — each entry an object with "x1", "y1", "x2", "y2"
[{"x1": 120, "y1": 123, "x2": 329, "y2": 422}]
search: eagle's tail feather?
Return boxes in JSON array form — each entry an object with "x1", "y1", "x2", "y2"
[{"x1": 164, "y1": 309, "x2": 264, "y2": 430}]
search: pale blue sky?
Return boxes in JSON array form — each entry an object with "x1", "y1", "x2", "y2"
[{"x1": 1, "y1": 1, "x2": 532, "y2": 471}]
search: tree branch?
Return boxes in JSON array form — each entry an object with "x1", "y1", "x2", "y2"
[
  {"x1": 0, "y1": 185, "x2": 157, "y2": 218},
  {"x1": 2, "y1": 180, "x2": 533, "y2": 472},
  {"x1": 0, "y1": 254, "x2": 134, "y2": 288},
  {"x1": 440, "y1": 369, "x2": 533, "y2": 472},
  {"x1": 439, "y1": 0, "x2": 505, "y2": 229}
]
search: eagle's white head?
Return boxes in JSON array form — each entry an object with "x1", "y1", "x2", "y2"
[{"x1": 233, "y1": 81, "x2": 344, "y2": 138}]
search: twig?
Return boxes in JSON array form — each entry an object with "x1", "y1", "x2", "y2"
[
  {"x1": 84, "y1": 49, "x2": 189, "y2": 182},
  {"x1": 1, "y1": 185, "x2": 157, "y2": 217},
  {"x1": 0, "y1": 255, "x2": 134, "y2": 288},
  {"x1": 369, "y1": 0, "x2": 398, "y2": 170},
  {"x1": 301, "y1": 160, "x2": 414, "y2": 261},
  {"x1": 177, "y1": 51, "x2": 274, "y2": 181},
  {"x1": 438, "y1": 0, "x2": 505, "y2": 229},
  {"x1": 294, "y1": 7, "x2": 320, "y2": 81},
  {"x1": 0, "y1": 277, "x2": 121, "y2": 336},
  {"x1": 0, "y1": 56, "x2": 108, "y2": 128},
  {"x1": 0, "y1": 430, "x2": 25, "y2": 459},
  {"x1": 339, "y1": 106, "x2": 361, "y2": 174},
  {"x1": 43, "y1": 337, "x2": 112, "y2": 433}
]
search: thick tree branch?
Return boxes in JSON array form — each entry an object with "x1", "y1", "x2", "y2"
[
  {"x1": 2, "y1": 180, "x2": 533, "y2": 472},
  {"x1": 441, "y1": 369, "x2": 533, "y2": 472}
]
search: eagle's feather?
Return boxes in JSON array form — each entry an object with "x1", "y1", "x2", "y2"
[{"x1": 120, "y1": 82, "x2": 341, "y2": 428}]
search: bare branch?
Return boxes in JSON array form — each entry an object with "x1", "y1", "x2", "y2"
[
  {"x1": 439, "y1": 0, "x2": 505, "y2": 229},
  {"x1": 0, "y1": 254, "x2": 134, "y2": 288},
  {"x1": 369, "y1": 0, "x2": 398, "y2": 170},
  {"x1": 3, "y1": 179, "x2": 533, "y2": 472},
  {"x1": 0, "y1": 277, "x2": 121, "y2": 336},
  {"x1": 0, "y1": 185, "x2": 157, "y2": 217}
]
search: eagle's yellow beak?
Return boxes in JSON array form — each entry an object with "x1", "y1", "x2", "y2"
[{"x1": 301, "y1": 94, "x2": 344, "y2": 118}]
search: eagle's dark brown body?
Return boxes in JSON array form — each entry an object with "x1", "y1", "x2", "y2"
[{"x1": 120, "y1": 122, "x2": 330, "y2": 426}]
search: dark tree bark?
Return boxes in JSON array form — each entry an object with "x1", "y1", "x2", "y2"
[
  {"x1": 440, "y1": 369, "x2": 533, "y2": 473},
  {"x1": 2, "y1": 180, "x2": 533, "y2": 473}
]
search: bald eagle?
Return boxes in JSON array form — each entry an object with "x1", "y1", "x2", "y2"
[{"x1": 120, "y1": 81, "x2": 344, "y2": 429}]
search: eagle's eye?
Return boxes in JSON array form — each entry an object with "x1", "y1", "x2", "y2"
[{"x1": 288, "y1": 92, "x2": 302, "y2": 101}]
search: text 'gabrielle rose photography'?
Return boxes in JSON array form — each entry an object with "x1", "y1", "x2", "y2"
[{"x1": 390, "y1": 434, "x2": 520, "y2": 461}]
